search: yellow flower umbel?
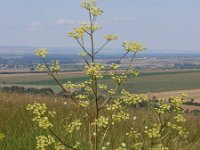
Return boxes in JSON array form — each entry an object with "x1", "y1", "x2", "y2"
[
  {"x1": 122, "y1": 41, "x2": 145, "y2": 53},
  {"x1": 36, "y1": 64, "x2": 46, "y2": 72},
  {"x1": 26, "y1": 103, "x2": 56, "y2": 129},
  {"x1": 36, "y1": 135, "x2": 55, "y2": 150},
  {"x1": 89, "y1": 6, "x2": 103, "y2": 16},
  {"x1": 64, "y1": 119, "x2": 82, "y2": 134},
  {"x1": 80, "y1": 0, "x2": 103, "y2": 16},
  {"x1": 63, "y1": 81, "x2": 77, "y2": 92},
  {"x1": 68, "y1": 26, "x2": 85, "y2": 39},
  {"x1": 35, "y1": 48, "x2": 48, "y2": 58},
  {"x1": 144, "y1": 124, "x2": 161, "y2": 139},
  {"x1": 81, "y1": 23, "x2": 101, "y2": 32},
  {"x1": 92, "y1": 116, "x2": 109, "y2": 128},
  {"x1": 80, "y1": 0, "x2": 96, "y2": 10},
  {"x1": 50, "y1": 60, "x2": 61, "y2": 74},
  {"x1": 84, "y1": 63, "x2": 105, "y2": 78},
  {"x1": 104, "y1": 34, "x2": 118, "y2": 41}
]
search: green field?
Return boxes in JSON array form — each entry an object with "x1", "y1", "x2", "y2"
[{"x1": 2, "y1": 70, "x2": 200, "y2": 93}]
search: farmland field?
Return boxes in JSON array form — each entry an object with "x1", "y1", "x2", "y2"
[{"x1": 1, "y1": 69, "x2": 200, "y2": 94}]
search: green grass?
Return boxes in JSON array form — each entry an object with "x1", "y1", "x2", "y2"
[
  {"x1": 12, "y1": 70, "x2": 200, "y2": 93},
  {"x1": 1, "y1": 92, "x2": 200, "y2": 149}
]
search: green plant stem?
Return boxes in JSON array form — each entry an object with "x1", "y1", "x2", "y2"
[
  {"x1": 94, "y1": 40, "x2": 110, "y2": 55},
  {"x1": 126, "y1": 52, "x2": 136, "y2": 72},
  {"x1": 76, "y1": 38, "x2": 92, "y2": 57},
  {"x1": 89, "y1": 11, "x2": 99, "y2": 150},
  {"x1": 48, "y1": 128, "x2": 79, "y2": 150},
  {"x1": 102, "y1": 51, "x2": 129, "y2": 75}
]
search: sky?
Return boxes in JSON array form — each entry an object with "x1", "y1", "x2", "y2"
[{"x1": 1, "y1": 0, "x2": 200, "y2": 51}]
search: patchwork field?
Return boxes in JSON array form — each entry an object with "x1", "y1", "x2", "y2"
[{"x1": 1, "y1": 69, "x2": 200, "y2": 94}]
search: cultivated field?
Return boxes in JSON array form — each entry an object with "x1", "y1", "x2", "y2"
[{"x1": 1, "y1": 69, "x2": 200, "y2": 94}]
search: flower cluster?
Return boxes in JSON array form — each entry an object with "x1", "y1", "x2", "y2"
[
  {"x1": 122, "y1": 42, "x2": 145, "y2": 53},
  {"x1": 63, "y1": 81, "x2": 77, "y2": 92},
  {"x1": 104, "y1": 34, "x2": 118, "y2": 41},
  {"x1": 144, "y1": 124, "x2": 161, "y2": 138},
  {"x1": 36, "y1": 64, "x2": 46, "y2": 72},
  {"x1": 79, "y1": 100, "x2": 90, "y2": 108},
  {"x1": 80, "y1": 0, "x2": 96, "y2": 10},
  {"x1": 130, "y1": 70, "x2": 140, "y2": 77},
  {"x1": 155, "y1": 99, "x2": 171, "y2": 114},
  {"x1": 149, "y1": 144, "x2": 168, "y2": 150},
  {"x1": 36, "y1": 135, "x2": 55, "y2": 150},
  {"x1": 120, "y1": 89, "x2": 147, "y2": 105},
  {"x1": 106, "y1": 100, "x2": 122, "y2": 111},
  {"x1": 98, "y1": 83, "x2": 107, "y2": 90},
  {"x1": 76, "y1": 94, "x2": 89, "y2": 100},
  {"x1": 111, "y1": 74, "x2": 127, "y2": 85},
  {"x1": 68, "y1": 26, "x2": 85, "y2": 39},
  {"x1": 83, "y1": 23, "x2": 102, "y2": 31},
  {"x1": 92, "y1": 116, "x2": 109, "y2": 128},
  {"x1": 170, "y1": 96, "x2": 184, "y2": 112},
  {"x1": 126, "y1": 130, "x2": 141, "y2": 139},
  {"x1": 35, "y1": 48, "x2": 48, "y2": 58},
  {"x1": 174, "y1": 114, "x2": 186, "y2": 123},
  {"x1": 110, "y1": 63, "x2": 120, "y2": 70},
  {"x1": 26, "y1": 103, "x2": 56, "y2": 129},
  {"x1": 64, "y1": 119, "x2": 82, "y2": 134},
  {"x1": 108, "y1": 89, "x2": 116, "y2": 96},
  {"x1": 80, "y1": 0, "x2": 103, "y2": 16},
  {"x1": 68, "y1": 23, "x2": 101, "y2": 39},
  {"x1": 54, "y1": 143, "x2": 65, "y2": 150},
  {"x1": 90, "y1": 6, "x2": 103, "y2": 16},
  {"x1": 167, "y1": 122, "x2": 188, "y2": 137},
  {"x1": 84, "y1": 63, "x2": 105, "y2": 78},
  {"x1": 112, "y1": 111, "x2": 130, "y2": 122},
  {"x1": 50, "y1": 60, "x2": 61, "y2": 73}
]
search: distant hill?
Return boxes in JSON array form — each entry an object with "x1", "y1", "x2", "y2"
[{"x1": 0, "y1": 46, "x2": 200, "y2": 58}]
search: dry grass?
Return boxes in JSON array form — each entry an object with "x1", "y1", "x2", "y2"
[
  {"x1": 0, "y1": 92, "x2": 200, "y2": 149},
  {"x1": 149, "y1": 89, "x2": 200, "y2": 102}
]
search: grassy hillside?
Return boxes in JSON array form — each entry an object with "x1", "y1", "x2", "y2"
[{"x1": 0, "y1": 92, "x2": 200, "y2": 149}]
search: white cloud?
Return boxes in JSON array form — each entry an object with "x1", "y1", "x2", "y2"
[
  {"x1": 30, "y1": 21, "x2": 40, "y2": 27},
  {"x1": 55, "y1": 19, "x2": 79, "y2": 25},
  {"x1": 28, "y1": 21, "x2": 41, "y2": 31}
]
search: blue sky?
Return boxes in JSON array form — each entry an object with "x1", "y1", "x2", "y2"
[{"x1": 1, "y1": 0, "x2": 200, "y2": 51}]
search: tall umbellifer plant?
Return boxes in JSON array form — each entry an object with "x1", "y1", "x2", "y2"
[{"x1": 27, "y1": 0, "x2": 188, "y2": 150}]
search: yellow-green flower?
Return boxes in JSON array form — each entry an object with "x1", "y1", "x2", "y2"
[
  {"x1": 92, "y1": 116, "x2": 109, "y2": 128},
  {"x1": 80, "y1": 0, "x2": 96, "y2": 10},
  {"x1": 68, "y1": 26, "x2": 85, "y2": 39},
  {"x1": 36, "y1": 135, "x2": 55, "y2": 150},
  {"x1": 50, "y1": 60, "x2": 61, "y2": 73},
  {"x1": 104, "y1": 34, "x2": 118, "y2": 41},
  {"x1": 35, "y1": 48, "x2": 48, "y2": 58},
  {"x1": 122, "y1": 41, "x2": 145, "y2": 53},
  {"x1": 90, "y1": 6, "x2": 103, "y2": 16},
  {"x1": 36, "y1": 64, "x2": 46, "y2": 71},
  {"x1": 64, "y1": 119, "x2": 82, "y2": 134}
]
